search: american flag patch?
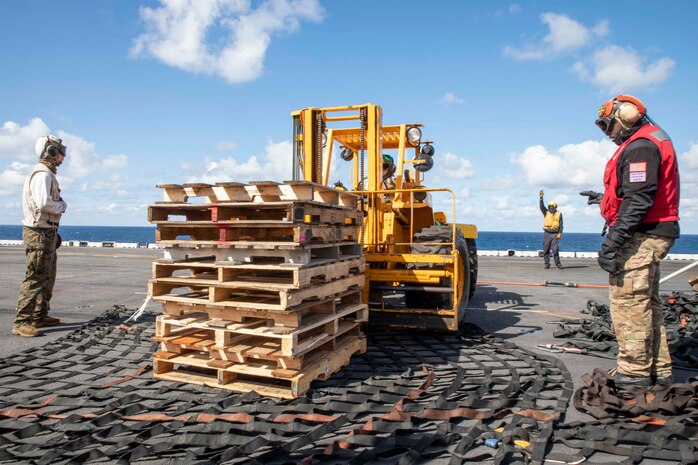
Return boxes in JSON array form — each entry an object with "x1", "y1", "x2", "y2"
[
  {"x1": 629, "y1": 162, "x2": 646, "y2": 172},
  {"x1": 628, "y1": 162, "x2": 646, "y2": 182}
]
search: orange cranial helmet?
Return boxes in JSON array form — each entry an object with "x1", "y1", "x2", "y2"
[{"x1": 596, "y1": 95, "x2": 647, "y2": 144}]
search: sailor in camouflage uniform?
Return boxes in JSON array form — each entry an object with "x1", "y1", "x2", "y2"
[
  {"x1": 13, "y1": 135, "x2": 68, "y2": 337},
  {"x1": 594, "y1": 95, "x2": 680, "y2": 387}
]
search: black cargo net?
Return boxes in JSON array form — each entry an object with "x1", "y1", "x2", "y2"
[
  {"x1": 552, "y1": 292, "x2": 698, "y2": 368},
  {"x1": 0, "y1": 306, "x2": 572, "y2": 464},
  {"x1": 547, "y1": 292, "x2": 698, "y2": 464}
]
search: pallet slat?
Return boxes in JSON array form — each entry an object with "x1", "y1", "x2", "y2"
[
  {"x1": 152, "y1": 255, "x2": 365, "y2": 289},
  {"x1": 155, "y1": 303, "x2": 367, "y2": 354},
  {"x1": 149, "y1": 201, "x2": 362, "y2": 225},
  {"x1": 155, "y1": 181, "x2": 358, "y2": 208},
  {"x1": 163, "y1": 242, "x2": 363, "y2": 266},
  {"x1": 153, "y1": 335, "x2": 366, "y2": 399},
  {"x1": 151, "y1": 273, "x2": 364, "y2": 311},
  {"x1": 155, "y1": 224, "x2": 359, "y2": 245},
  {"x1": 159, "y1": 289, "x2": 362, "y2": 327}
]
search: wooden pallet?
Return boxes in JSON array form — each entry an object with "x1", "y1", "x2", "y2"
[
  {"x1": 162, "y1": 242, "x2": 363, "y2": 266},
  {"x1": 155, "y1": 301, "x2": 367, "y2": 356},
  {"x1": 153, "y1": 334, "x2": 366, "y2": 399},
  {"x1": 152, "y1": 255, "x2": 365, "y2": 289},
  {"x1": 154, "y1": 223, "x2": 359, "y2": 245},
  {"x1": 149, "y1": 201, "x2": 362, "y2": 226},
  {"x1": 159, "y1": 289, "x2": 363, "y2": 328},
  {"x1": 155, "y1": 181, "x2": 358, "y2": 209},
  {"x1": 151, "y1": 273, "x2": 364, "y2": 311}
]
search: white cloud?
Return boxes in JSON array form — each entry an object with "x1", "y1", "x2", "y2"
[
  {"x1": 678, "y1": 144, "x2": 698, "y2": 222},
  {"x1": 591, "y1": 19, "x2": 610, "y2": 37},
  {"x1": 481, "y1": 174, "x2": 516, "y2": 191},
  {"x1": 440, "y1": 92, "x2": 464, "y2": 105},
  {"x1": 434, "y1": 152, "x2": 475, "y2": 179},
  {"x1": 503, "y1": 12, "x2": 607, "y2": 61},
  {"x1": 0, "y1": 118, "x2": 131, "y2": 203},
  {"x1": 573, "y1": 45, "x2": 675, "y2": 93},
  {"x1": 98, "y1": 203, "x2": 120, "y2": 214},
  {"x1": 131, "y1": 0, "x2": 324, "y2": 84},
  {"x1": 0, "y1": 118, "x2": 51, "y2": 161},
  {"x1": 56, "y1": 130, "x2": 100, "y2": 179},
  {"x1": 510, "y1": 138, "x2": 616, "y2": 188},
  {"x1": 185, "y1": 139, "x2": 293, "y2": 183},
  {"x1": 509, "y1": 4, "x2": 521, "y2": 14},
  {"x1": 0, "y1": 161, "x2": 33, "y2": 196},
  {"x1": 543, "y1": 13, "x2": 593, "y2": 53},
  {"x1": 78, "y1": 178, "x2": 123, "y2": 192},
  {"x1": 492, "y1": 195, "x2": 511, "y2": 210},
  {"x1": 126, "y1": 203, "x2": 150, "y2": 213},
  {"x1": 680, "y1": 143, "x2": 698, "y2": 169},
  {"x1": 213, "y1": 140, "x2": 237, "y2": 152},
  {"x1": 53, "y1": 133, "x2": 129, "y2": 181},
  {"x1": 103, "y1": 154, "x2": 128, "y2": 169}
]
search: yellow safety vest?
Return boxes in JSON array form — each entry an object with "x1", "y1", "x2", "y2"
[{"x1": 543, "y1": 211, "x2": 561, "y2": 231}]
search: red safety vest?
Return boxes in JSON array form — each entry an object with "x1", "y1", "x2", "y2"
[{"x1": 600, "y1": 124, "x2": 680, "y2": 226}]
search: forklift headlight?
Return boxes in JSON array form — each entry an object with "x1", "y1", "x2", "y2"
[
  {"x1": 340, "y1": 147, "x2": 354, "y2": 161},
  {"x1": 413, "y1": 188, "x2": 428, "y2": 201},
  {"x1": 420, "y1": 144, "x2": 435, "y2": 157},
  {"x1": 406, "y1": 126, "x2": 422, "y2": 145},
  {"x1": 414, "y1": 154, "x2": 434, "y2": 172}
]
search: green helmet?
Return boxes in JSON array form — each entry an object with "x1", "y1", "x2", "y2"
[{"x1": 382, "y1": 154, "x2": 396, "y2": 177}]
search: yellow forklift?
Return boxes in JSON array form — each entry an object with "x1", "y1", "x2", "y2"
[{"x1": 292, "y1": 104, "x2": 477, "y2": 331}]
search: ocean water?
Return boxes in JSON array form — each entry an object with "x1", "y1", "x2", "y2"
[
  {"x1": 0, "y1": 225, "x2": 696, "y2": 254},
  {"x1": 0, "y1": 225, "x2": 156, "y2": 246}
]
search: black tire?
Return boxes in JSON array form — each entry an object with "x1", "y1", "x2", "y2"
[
  {"x1": 405, "y1": 225, "x2": 471, "y2": 322},
  {"x1": 466, "y1": 238, "x2": 478, "y2": 299},
  {"x1": 453, "y1": 229, "x2": 471, "y2": 323}
]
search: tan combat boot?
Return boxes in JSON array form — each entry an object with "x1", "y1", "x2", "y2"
[
  {"x1": 11, "y1": 325, "x2": 40, "y2": 337},
  {"x1": 34, "y1": 316, "x2": 61, "y2": 328}
]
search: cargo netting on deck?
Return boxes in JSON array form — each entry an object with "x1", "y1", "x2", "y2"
[
  {"x1": 0, "y1": 306, "x2": 576, "y2": 464},
  {"x1": 552, "y1": 291, "x2": 698, "y2": 369},
  {"x1": 4, "y1": 307, "x2": 698, "y2": 464}
]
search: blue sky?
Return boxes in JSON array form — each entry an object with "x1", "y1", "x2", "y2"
[{"x1": 1, "y1": 0, "x2": 697, "y2": 233}]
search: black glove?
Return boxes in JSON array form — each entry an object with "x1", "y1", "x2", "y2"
[
  {"x1": 56, "y1": 233, "x2": 62, "y2": 249},
  {"x1": 580, "y1": 190, "x2": 603, "y2": 205},
  {"x1": 597, "y1": 244, "x2": 619, "y2": 274}
]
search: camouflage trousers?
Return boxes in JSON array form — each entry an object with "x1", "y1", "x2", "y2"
[
  {"x1": 609, "y1": 232, "x2": 674, "y2": 378},
  {"x1": 14, "y1": 226, "x2": 58, "y2": 327}
]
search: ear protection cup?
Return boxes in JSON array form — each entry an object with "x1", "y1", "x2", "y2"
[
  {"x1": 46, "y1": 144, "x2": 57, "y2": 157},
  {"x1": 617, "y1": 102, "x2": 641, "y2": 126}
]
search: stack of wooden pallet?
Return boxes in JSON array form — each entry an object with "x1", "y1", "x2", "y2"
[{"x1": 147, "y1": 181, "x2": 367, "y2": 398}]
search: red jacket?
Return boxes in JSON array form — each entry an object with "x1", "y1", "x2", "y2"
[{"x1": 600, "y1": 124, "x2": 680, "y2": 226}]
